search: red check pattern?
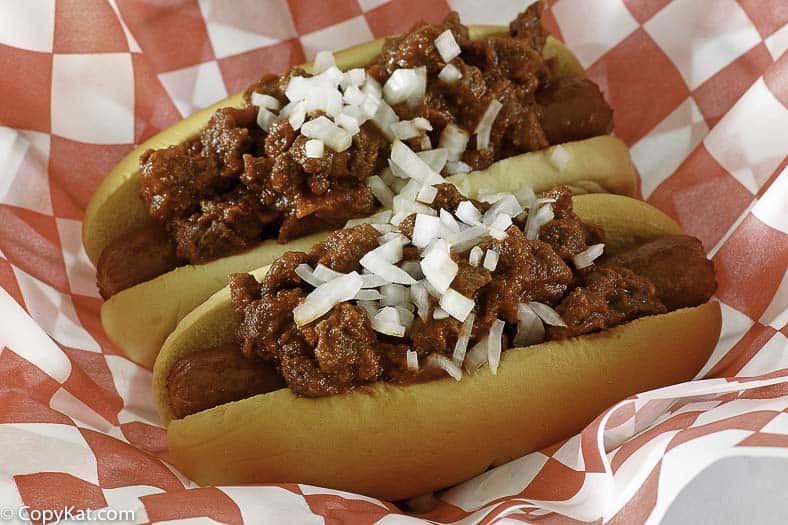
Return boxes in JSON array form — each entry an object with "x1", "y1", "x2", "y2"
[{"x1": 0, "y1": 1, "x2": 786, "y2": 523}]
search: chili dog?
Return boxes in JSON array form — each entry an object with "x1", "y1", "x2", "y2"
[
  {"x1": 153, "y1": 190, "x2": 721, "y2": 501},
  {"x1": 84, "y1": 4, "x2": 637, "y2": 368}
]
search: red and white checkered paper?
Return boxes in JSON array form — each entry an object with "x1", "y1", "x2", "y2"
[{"x1": 1, "y1": 0, "x2": 786, "y2": 523}]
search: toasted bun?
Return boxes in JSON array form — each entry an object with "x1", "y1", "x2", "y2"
[{"x1": 152, "y1": 194, "x2": 721, "y2": 500}]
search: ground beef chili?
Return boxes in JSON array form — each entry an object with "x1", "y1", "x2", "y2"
[
  {"x1": 97, "y1": 3, "x2": 614, "y2": 298},
  {"x1": 166, "y1": 186, "x2": 717, "y2": 416}
]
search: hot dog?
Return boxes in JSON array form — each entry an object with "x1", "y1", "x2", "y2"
[
  {"x1": 152, "y1": 190, "x2": 721, "y2": 501},
  {"x1": 84, "y1": 3, "x2": 637, "y2": 368}
]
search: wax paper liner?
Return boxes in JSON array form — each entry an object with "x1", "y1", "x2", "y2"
[{"x1": 0, "y1": 0, "x2": 786, "y2": 523}]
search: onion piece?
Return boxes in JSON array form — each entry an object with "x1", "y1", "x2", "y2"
[
  {"x1": 416, "y1": 148, "x2": 448, "y2": 173},
  {"x1": 390, "y1": 120, "x2": 421, "y2": 140},
  {"x1": 435, "y1": 29, "x2": 461, "y2": 62},
  {"x1": 305, "y1": 139, "x2": 324, "y2": 158},
  {"x1": 573, "y1": 243, "x2": 605, "y2": 269},
  {"x1": 486, "y1": 319, "x2": 505, "y2": 374},
  {"x1": 413, "y1": 117, "x2": 432, "y2": 130},
  {"x1": 256, "y1": 107, "x2": 276, "y2": 132},
  {"x1": 362, "y1": 75, "x2": 382, "y2": 98},
  {"x1": 407, "y1": 66, "x2": 427, "y2": 109},
  {"x1": 420, "y1": 135, "x2": 432, "y2": 150},
  {"x1": 401, "y1": 260, "x2": 423, "y2": 280},
  {"x1": 445, "y1": 225, "x2": 488, "y2": 252},
  {"x1": 396, "y1": 306, "x2": 415, "y2": 330},
  {"x1": 455, "y1": 200, "x2": 482, "y2": 225},
  {"x1": 360, "y1": 253, "x2": 415, "y2": 285},
  {"x1": 482, "y1": 194, "x2": 522, "y2": 224},
  {"x1": 410, "y1": 281, "x2": 431, "y2": 321},
  {"x1": 420, "y1": 239, "x2": 457, "y2": 294},
  {"x1": 342, "y1": 84, "x2": 366, "y2": 106},
  {"x1": 301, "y1": 116, "x2": 352, "y2": 152},
  {"x1": 525, "y1": 203, "x2": 554, "y2": 240},
  {"x1": 361, "y1": 273, "x2": 389, "y2": 288},
  {"x1": 528, "y1": 301, "x2": 567, "y2": 327},
  {"x1": 251, "y1": 92, "x2": 281, "y2": 110},
  {"x1": 390, "y1": 140, "x2": 444, "y2": 185},
  {"x1": 439, "y1": 209, "x2": 460, "y2": 234},
  {"x1": 438, "y1": 63, "x2": 462, "y2": 83},
  {"x1": 372, "y1": 307, "x2": 406, "y2": 337},
  {"x1": 312, "y1": 50, "x2": 335, "y2": 74},
  {"x1": 344, "y1": 209, "x2": 392, "y2": 228},
  {"x1": 427, "y1": 354, "x2": 462, "y2": 380},
  {"x1": 438, "y1": 123, "x2": 469, "y2": 161},
  {"x1": 488, "y1": 213, "x2": 512, "y2": 234},
  {"x1": 380, "y1": 283, "x2": 408, "y2": 307},
  {"x1": 406, "y1": 350, "x2": 419, "y2": 370},
  {"x1": 335, "y1": 113, "x2": 360, "y2": 134},
  {"x1": 355, "y1": 289, "x2": 382, "y2": 301},
  {"x1": 294, "y1": 263, "x2": 323, "y2": 288},
  {"x1": 445, "y1": 160, "x2": 472, "y2": 174},
  {"x1": 367, "y1": 175, "x2": 394, "y2": 208},
  {"x1": 468, "y1": 246, "x2": 483, "y2": 267},
  {"x1": 482, "y1": 249, "x2": 499, "y2": 271},
  {"x1": 293, "y1": 272, "x2": 363, "y2": 326},
  {"x1": 474, "y1": 99, "x2": 503, "y2": 150},
  {"x1": 383, "y1": 68, "x2": 417, "y2": 105},
  {"x1": 343, "y1": 68, "x2": 366, "y2": 88},
  {"x1": 549, "y1": 144, "x2": 570, "y2": 171},
  {"x1": 288, "y1": 101, "x2": 307, "y2": 130},
  {"x1": 464, "y1": 338, "x2": 488, "y2": 372},
  {"x1": 412, "y1": 214, "x2": 443, "y2": 249},
  {"x1": 313, "y1": 263, "x2": 344, "y2": 282},
  {"x1": 452, "y1": 312, "x2": 475, "y2": 366},
  {"x1": 372, "y1": 99, "x2": 399, "y2": 141},
  {"x1": 439, "y1": 288, "x2": 474, "y2": 322},
  {"x1": 416, "y1": 185, "x2": 438, "y2": 205},
  {"x1": 357, "y1": 300, "x2": 379, "y2": 319},
  {"x1": 304, "y1": 86, "x2": 343, "y2": 117},
  {"x1": 513, "y1": 303, "x2": 545, "y2": 347}
]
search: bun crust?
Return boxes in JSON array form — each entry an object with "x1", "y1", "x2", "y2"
[
  {"x1": 87, "y1": 30, "x2": 636, "y2": 368},
  {"x1": 152, "y1": 194, "x2": 721, "y2": 501}
]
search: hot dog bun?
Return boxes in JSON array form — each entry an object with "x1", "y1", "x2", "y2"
[
  {"x1": 152, "y1": 194, "x2": 721, "y2": 500},
  {"x1": 89, "y1": 28, "x2": 636, "y2": 368}
]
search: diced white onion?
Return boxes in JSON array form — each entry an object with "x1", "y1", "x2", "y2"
[
  {"x1": 416, "y1": 184, "x2": 438, "y2": 205},
  {"x1": 439, "y1": 288, "x2": 474, "y2": 322},
  {"x1": 380, "y1": 283, "x2": 408, "y2": 307},
  {"x1": 304, "y1": 86, "x2": 343, "y2": 118},
  {"x1": 410, "y1": 280, "x2": 431, "y2": 321},
  {"x1": 413, "y1": 117, "x2": 432, "y2": 130},
  {"x1": 313, "y1": 263, "x2": 344, "y2": 282},
  {"x1": 361, "y1": 273, "x2": 389, "y2": 288},
  {"x1": 372, "y1": 307, "x2": 406, "y2": 337},
  {"x1": 488, "y1": 214, "x2": 512, "y2": 235},
  {"x1": 416, "y1": 148, "x2": 448, "y2": 173},
  {"x1": 482, "y1": 249, "x2": 499, "y2": 271},
  {"x1": 357, "y1": 300, "x2": 379, "y2": 319},
  {"x1": 435, "y1": 29, "x2": 461, "y2": 63},
  {"x1": 439, "y1": 209, "x2": 460, "y2": 234},
  {"x1": 390, "y1": 120, "x2": 422, "y2": 140},
  {"x1": 464, "y1": 338, "x2": 488, "y2": 372},
  {"x1": 342, "y1": 84, "x2": 366, "y2": 106},
  {"x1": 474, "y1": 99, "x2": 503, "y2": 150},
  {"x1": 525, "y1": 203, "x2": 554, "y2": 240},
  {"x1": 295, "y1": 263, "x2": 324, "y2": 288},
  {"x1": 251, "y1": 92, "x2": 281, "y2": 110},
  {"x1": 288, "y1": 101, "x2": 307, "y2": 130},
  {"x1": 445, "y1": 225, "x2": 488, "y2": 252},
  {"x1": 468, "y1": 246, "x2": 483, "y2": 267},
  {"x1": 452, "y1": 312, "x2": 475, "y2": 366},
  {"x1": 372, "y1": 99, "x2": 399, "y2": 140},
  {"x1": 438, "y1": 123, "x2": 469, "y2": 161},
  {"x1": 445, "y1": 161, "x2": 472, "y2": 174},
  {"x1": 256, "y1": 107, "x2": 277, "y2": 132},
  {"x1": 360, "y1": 93, "x2": 381, "y2": 118},
  {"x1": 344, "y1": 209, "x2": 392, "y2": 228},
  {"x1": 528, "y1": 301, "x2": 567, "y2": 327},
  {"x1": 573, "y1": 243, "x2": 605, "y2": 269},
  {"x1": 412, "y1": 214, "x2": 443, "y2": 249},
  {"x1": 407, "y1": 66, "x2": 427, "y2": 108},
  {"x1": 293, "y1": 272, "x2": 363, "y2": 326},
  {"x1": 360, "y1": 253, "x2": 416, "y2": 285},
  {"x1": 406, "y1": 350, "x2": 419, "y2": 370},
  {"x1": 549, "y1": 144, "x2": 570, "y2": 171},
  {"x1": 420, "y1": 239, "x2": 457, "y2": 294},
  {"x1": 367, "y1": 175, "x2": 394, "y2": 208},
  {"x1": 455, "y1": 200, "x2": 482, "y2": 225},
  {"x1": 362, "y1": 75, "x2": 382, "y2": 99},
  {"x1": 487, "y1": 319, "x2": 505, "y2": 374},
  {"x1": 482, "y1": 194, "x2": 522, "y2": 224},
  {"x1": 312, "y1": 50, "x2": 335, "y2": 74},
  {"x1": 391, "y1": 140, "x2": 444, "y2": 185},
  {"x1": 428, "y1": 353, "x2": 462, "y2": 380},
  {"x1": 373, "y1": 235, "x2": 405, "y2": 262},
  {"x1": 438, "y1": 63, "x2": 462, "y2": 83},
  {"x1": 513, "y1": 302, "x2": 545, "y2": 347},
  {"x1": 420, "y1": 135, "x2": 432, "y2": 150},
  {"x1": 343, "y1": 68, "x2": 366, "y2": 88},
  {"x1": 305, "y1": 138, "x2": 324, "y2": 158},
  {"x1": 335, "y1": 113, "x2": 360, "y2": 134},
  {"x1": 397, "y1": 306, "x2": 415, "y2": 330},
  {"x1": 355, "y1": 289, "x2": 382, "y2": 301},
  {"x1": 383, "y1": 68, "x2": 418, "y2": 105}
]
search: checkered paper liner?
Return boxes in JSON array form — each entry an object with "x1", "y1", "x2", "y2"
[{"x1": 0, "y1": 0, "x2": 786, "y2": 523}]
